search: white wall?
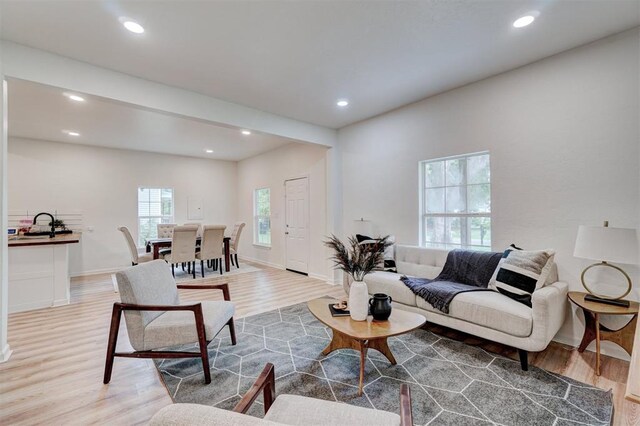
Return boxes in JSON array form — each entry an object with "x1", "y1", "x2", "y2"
[
  {"x1": 339, "y1": 29, "x2": 640, "y2": 358},
  {"x1": 8, "y1": 137, "x2": 238, "y2": 275},
  {"x1": 237, "y1": 142, "x2": 331, "y2": 281}
]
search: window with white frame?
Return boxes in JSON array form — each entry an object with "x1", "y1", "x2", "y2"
[
  {"x1": 138, "y1": 188, "x2": 174, "y2": 246},
  {"x1": 254, "y1": 188, "x2": 271, "y2": 246},
  {"x1": 420, "y1": 152, "x2": 491, "y2": 250}
]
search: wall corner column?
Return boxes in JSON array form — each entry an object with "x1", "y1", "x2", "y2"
[
  {"x1": 0, "y1": 44, "x2": 12, "y2": 362},
  {"x1": 325, "y1": 145, "x2": 343, "y2": 287}
]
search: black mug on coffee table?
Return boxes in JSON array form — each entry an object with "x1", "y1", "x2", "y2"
[{"x1": 369, "y1": 293, "x2": 393, "y2": 321}]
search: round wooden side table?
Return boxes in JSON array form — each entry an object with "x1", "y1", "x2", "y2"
[{"x1": 568, "y1": 291, "x2": 639, "y2": 375}]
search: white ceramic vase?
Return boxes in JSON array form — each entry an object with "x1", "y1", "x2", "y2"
[{"x1": 349, "y1": 280, "x2": 369, "y2": 321}]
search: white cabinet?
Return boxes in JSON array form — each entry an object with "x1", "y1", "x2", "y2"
[{"x1": 8, "y1": 237, "x2": 79, "y2": 313}]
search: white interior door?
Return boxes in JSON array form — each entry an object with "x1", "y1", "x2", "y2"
[{"x1": 285, "y1": 177, "x2": 309, "y2": 274}]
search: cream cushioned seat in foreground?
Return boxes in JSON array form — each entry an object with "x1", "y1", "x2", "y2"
[{"x1": 149, "y1": 396, "x2": 401, "y2": 426}]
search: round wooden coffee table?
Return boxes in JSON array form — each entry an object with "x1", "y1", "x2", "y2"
[{"x1": 307, "y1": 298, "x2": 426, "y2": 395}]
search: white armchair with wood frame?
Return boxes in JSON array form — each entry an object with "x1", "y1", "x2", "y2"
[{"x1": 104, "y1": 260, "x2": 236, "y2": 385}]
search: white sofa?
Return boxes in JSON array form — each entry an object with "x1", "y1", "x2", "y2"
[{"x1": 357, "y1": 245, "x2": 568, "y2": 370}]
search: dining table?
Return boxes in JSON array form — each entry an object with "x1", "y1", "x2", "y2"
[{"x1": 145, "y1": 236, "x2": 232, "y2": 272}]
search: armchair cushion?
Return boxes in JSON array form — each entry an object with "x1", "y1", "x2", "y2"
[
  {"x1": 263, "y1": 394, "x2": 401, "y2": 426},
  {"x1": 115, "y1": 260, "x2": 180, "y2": 350},
  {"x1": 150, "y1": 403, "x2": 279, "y2": 426},
  {"x1": 143, "y1": 301, "x2": 235, "y2": 350}
]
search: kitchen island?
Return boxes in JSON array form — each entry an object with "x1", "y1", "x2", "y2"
[{"x1": 8, "y1": 233, "x2": 81, "y2": 313}]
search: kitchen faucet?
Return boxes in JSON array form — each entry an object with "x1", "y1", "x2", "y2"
[{"x1": 33, "y1": 212, "x2": 56, "y2": 238}]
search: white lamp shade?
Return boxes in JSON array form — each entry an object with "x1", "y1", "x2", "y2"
[{"x1": 574, "y1": 225, "x2": 639, "y2": 265}]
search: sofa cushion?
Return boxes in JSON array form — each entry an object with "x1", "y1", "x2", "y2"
[
  {"x1": 395, "y1": 246, "x2": 448, "y2": 277},
  {"x1": 364, "y1": 271, "x2": 417, "y2": 306},
  {"x1": 416, "y1": 291, "x2": 533, "y2": 337},
  {"x1": 396, "y1": 262, "x2": 441, "y2": 279},
  {"x1": 264, "y1": 394, "x2": 400, "y2": 426}
]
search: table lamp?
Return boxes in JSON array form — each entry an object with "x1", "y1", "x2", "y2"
[{"x1": 573, "y1": 221, "x2": 639, "y2": 307}]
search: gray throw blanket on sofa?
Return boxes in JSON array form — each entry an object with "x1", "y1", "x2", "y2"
[{"x1": 401, "y1": 249, "x2": 502, "y2": 314}]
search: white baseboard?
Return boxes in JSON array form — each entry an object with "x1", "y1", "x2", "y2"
[
  {"x1": 308, "y1": 272, "x2": 328, "y2": 282},
  {"x1": 239, "y1": 257, "x2": 337, "y2": 285},
  {"x1": 0, "y1": 343, "x2": 12, "y2": 363},
  {"x1": 70, "y1": 266, "x2": 124, "y2": 278},
  {"x1": 238, "y1": 255, "x2": 285, "y2": 270}
]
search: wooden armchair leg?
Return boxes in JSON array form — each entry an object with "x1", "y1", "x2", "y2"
[
  {"x1": 235, "y1": 254, "x2": 239, "y2": 269},
  {"x1": 103, "y1": 304, "x2": 123, "y2": 384},
  {"x1": 228, "y1": 318, "x2": 237, "y2": 346},
  {"x1": 219, "y1": 258, "x2": 223, "y2": 275},
  {"x1": 399, "y1": 383, "x2": 412, "y2": 426},
  {"x1": 200, "y1": 260, "x2": 205, "y2": 278},
  {"x1": 194, "y1": 305, "x2": 211, "y2": 384}
]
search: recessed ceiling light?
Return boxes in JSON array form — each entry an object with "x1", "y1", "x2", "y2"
[
  {"x1": 513, "y1": 15, "x2": 535, "y2": 28},
  {"x1": 205, "y1": 149, "x2": 214, "y2": 153},
  {"x1": 336, "y1": 99, "x2": 349, "y2": 107},
  {"x1": 241, "y1": 130, "x2": 251, "y2": 135},
  {"x1": 64, "y1": 93, "x2": 85, "y2": 102},
  {"x1": 64, "y1": 130, "x2": 80, "y2": 136},
  {"x1": 121, "y1": 19, "x2": 145, "y2": 34}
]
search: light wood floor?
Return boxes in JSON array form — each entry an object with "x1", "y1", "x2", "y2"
[{"x1": 0, "y1": 264, "x2": 638, "y2": 425}]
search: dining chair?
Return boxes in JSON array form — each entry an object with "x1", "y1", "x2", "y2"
[
  {"x1": 104, "y1": 260, "x2": 237, "y2": 385},
  {"x1": 118, "y1": 226, "x2": 153, "y2": 266},
  {"x1": 157, "y1": 223, "x2": 177, "y2": 239},
  {"x1": 229, "y1": 222, "x2": 246, "y2": 269},
  {"x1": 196, "y1": 225, "x2": 226, "y2": 277},
  {"x1": 184, "y1": 223, "x2": 202, "y2": 238},
  {"x1": 161, "y1": 225, "x2": 198, "y2": 278}
]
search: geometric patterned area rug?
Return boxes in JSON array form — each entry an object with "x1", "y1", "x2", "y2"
[{"x1": 155, "y1": 302, "x2": 613, "y2": 426}]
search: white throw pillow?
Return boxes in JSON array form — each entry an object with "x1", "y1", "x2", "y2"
[{"x1": 489, "y1": 245, "x2": 555, "y2": 307}]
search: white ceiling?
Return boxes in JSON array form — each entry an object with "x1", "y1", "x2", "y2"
[
  {"x1": 7, "y1": 78, "x2": 297, "y2": 161},
  {"x1": 1, "y1": 1, "x2": 638, "y2": 129}
]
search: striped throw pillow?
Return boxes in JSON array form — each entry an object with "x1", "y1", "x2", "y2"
[
  {"x1": 356, "y1": 234, "x2": 397, "y2": 273},
  {"x1": 489, "y1": 246, "x2": 555, "y2": 307}
]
